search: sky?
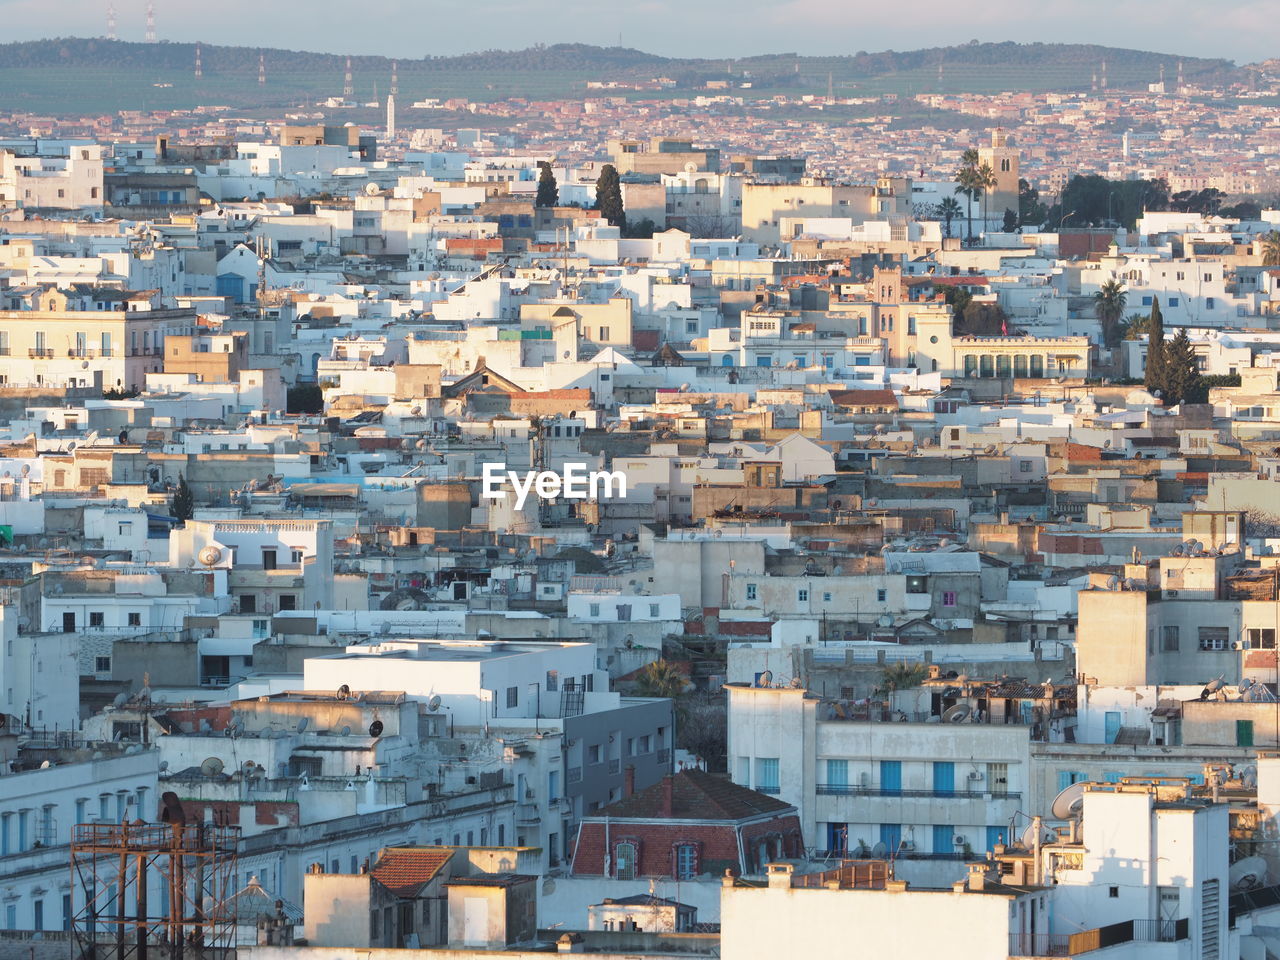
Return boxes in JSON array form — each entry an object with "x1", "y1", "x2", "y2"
[{"x1": 1, "y1": 0, "x2": 1276, "y2": 63}]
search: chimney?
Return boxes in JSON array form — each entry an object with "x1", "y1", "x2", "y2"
[
  {"x1": 623, "y1": 764, "x2": 635, "y2": 798},
  {"x1": 661, "y1": 775, "x2": 674, "y2": 818}
]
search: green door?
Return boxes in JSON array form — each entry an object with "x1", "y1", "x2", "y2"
[{"x1": 1237, "y1": 720, "x2": 1254, "y2": 747}]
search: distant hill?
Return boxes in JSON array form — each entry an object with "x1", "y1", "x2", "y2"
[{"x1": 0, "y1": 38, "x2": 1242, "y2": 116}]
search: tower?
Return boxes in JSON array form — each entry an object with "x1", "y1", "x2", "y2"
[
  {"x1": 258, "y1": 53, "x2": 265, "y2": 87},
  {"x1": 106, "y1": 3, "x2": 117, "y2": 40},
  {"x1": 343, "y1": 57, "x2": 353, "y2": 99},
  {"x1": 977, "y1": 128, "x2": 1020, "y2": 228},
  {"x1": 195, "y1": 42, "x2": 202, "y2": 79},
  {"x1": 1100, "y1": 59, "x2": 1107, "y2": 91},
  {"x1": 145, "y1": 1, "x2": 156, "y2": 43},
  {"x1": 390, "y1": 60, "x2": 398, "y2": 96},
  {"x1": 827, "y1": 71, "x2": 833, "y2": 103},
  {"x1": 1177, "y1": 60, "x2": 1184, "y2": 94},
  {"x1": 386, "y1": 94, "x2": 396, "y2": 140}
]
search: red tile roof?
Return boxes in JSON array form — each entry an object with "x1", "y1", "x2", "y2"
[
  {"x1": 370, "y1": 848, "x2": 454, "y2": 897},
  {"x1": 592, "y1": 768, "x2": 793, "y2": 822}
]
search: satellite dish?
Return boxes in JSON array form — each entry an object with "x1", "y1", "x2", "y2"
[
  {"x1": 198, "y1": 546, "x2": 223, "y2": 566},
  {"x1": 1051, "y1": 781, "x2": 1087, "y2": 820},
  {"x1": 871, "y1": 841, "x2": 887, "y2": 858},
  {"x1": 296, "y1": 717, "x2": 309, "y2": 733},
  {"x1": 40, "y1": 759, "x2": 51, "y2": 769},
  {"x1": 337, "y1": 683, "x2": 352, "y2": 700},
  {"x1": 1231, "y1": 856, "x2": 1268, "y2": 891},
  {"x1": 1021, "y1": 822, "x2": 1055, "y2": 849},
  {"x1": 200, "y1": 757, "x2": 225, "y2": 778},
  {"x1": 427, "y1": 694, "x2": 442, "y2": 712},
  {"x1": 339, "y1": 725, "x2": 351, "y2": 737},
  {"x1": 942, "y1": 704, "x2": 970, "y2": 723},
  {"x1": 112, "y1": 692, "x2": 129, "y2": 709},
  {"x1": 368, "y1": 719, "x2": 384, "y2": 738},
  {"x1": 757, "y1": 671, "x2": 773, "y2": 687},
  {"x1": 159, "y1": 760, "x2": 169, "y2": 772}
]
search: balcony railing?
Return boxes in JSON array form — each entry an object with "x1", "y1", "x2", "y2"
[
  {"x1": 817, "y1": 783, "x2": 1021, "y2": 801},
  {"x1": 1009, "y1": 917, "x2": 1187, "y2": 958},
  {"x1": 566, "y1": 766, "x2": 582, "y2": 784}
]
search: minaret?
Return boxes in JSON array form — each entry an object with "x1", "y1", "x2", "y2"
[
  {"x1": 195, "y1": 42, "x2": 202, "y2": 79},
  {"x1": 259, "y1": 53, "x2": 266, "y2": 87},
  {"x1": 390, "y1": 60, "x2": 398, "y2": 96},
  {"x1": 343, "y1": 57, "x2": 353, "y2": 99},
  {"x1": 1100, "y1": 59, "x2": 1107, "y2": 91},
  {"x1": 386, "y1": 94, "x2": 396, "y2": 139},
  {"x1": 145, "y1": 1, "x2": 156, "y2": 43},
  {"x1": 106, "y1": 3, "x2": 117, "y2": 40},
  {"x1": 1177, "y1": 60, "x2": 1184, "y2": 94}
]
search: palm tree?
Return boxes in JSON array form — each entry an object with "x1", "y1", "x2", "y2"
[
  {"x1": 1123, "y1": 311, "x2": 1151, "y2": 340},
  {"x1": 976, "y1": 161, "x2": 997, "y2": 238},
  {"x1": 875, "y1": 662, "x2": 927, "y2": 697},
  {"x1": 954, "y1": 148, "x2": 981, "y2": 245},
  {"x1": 633, "y1": 659, "x2": 688, "y2": 700},
  {"x1": 1261, "y1": 230, "x2": 1280, "y2": 267},
  {"x1": 939, "y1": 196, "x2": 962, "y2": 239},
  {"x1": 1093, "y1": 279, "x2": 1128, "y2": 350}
]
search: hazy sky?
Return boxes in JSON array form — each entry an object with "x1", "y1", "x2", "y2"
[{"x1": 1, "y1": 0, "x2": 1276, "y2": 62}]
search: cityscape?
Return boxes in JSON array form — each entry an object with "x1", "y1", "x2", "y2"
[{"x1": 2, "y1": 5, "x2": 1280, "y2": 960}]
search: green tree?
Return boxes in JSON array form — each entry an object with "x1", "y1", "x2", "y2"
[
  {"x1": 1163, "y1": 328, "x2": 1205, "y2": 406},
  {"x1": 170, "y1": 474, "x2": 194, "y2": 522},
  {"x1": 634, "y1": 658, "x2": 688, "y2": 699},
  {"x1": 957, "y1": 301, "x2": 1010, "y2": 337},
  {"x1": 938, "y1": 196, "x2": 962, "y2": 239},
  {"x1": 1261, "y1": 230, "x2": 1280, "y2": 267},
  {"x1": 1123, "y1": 311, "x2": 1151, "y2": 340},
  {"x1": 875, "y1": 662, "x2": 927, "y2": 697},
  {"x1": 976, "y1": 161, "x2": 997, "y2": 234},
  {"x1": 1142, "y1": 298, "x2": 1167, "y2": 397},
  {"x1": 535, "y1": 160, "x2": 559, "y2": 208},
  {"x1": 595, "y1": 163, "x2": 626, "y2": 229},
  {"x1": 287, "y1": 383, "x2": 324, "y2": 414},
  {"x1": 1018, "y1": 178, "x2": 1047, "y2": 227},
  {"x1": 1093, "y1": 279, "x2": 1128, "y2": 350},
  {"x1": 1002, "y1": 208, "x2": 1018, "y2": 233}
]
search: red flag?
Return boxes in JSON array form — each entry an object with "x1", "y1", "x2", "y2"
[{"x1": 1001, "y1": 317, "x2": 1008, "y2": 336}]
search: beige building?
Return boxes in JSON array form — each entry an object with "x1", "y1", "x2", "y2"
[
  {"x1": 520, "y1": 297, "x2": 634, "y2": 351},
  {"x1": 976, "y1": 129, "x2": 1019, "y2": 226},
  {"x1": 741, "y1": 177, "x2": 910, "y2": 246},
  {"x1": 0, "y1": 144, "x2": 104, "y2": 211},
  {"x1": 608, "y1": 137, "x2": 719, "y2": 176},
  {"x1": 0, "y1": 295, "x2": 196, "y2": 391}
]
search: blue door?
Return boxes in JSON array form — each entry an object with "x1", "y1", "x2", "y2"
[
  {"x1": 721, "y1": 354, "x2": 733, "y2": 366},
  {"x1": 1104, "y1": 712, "x2": 1121, "y2": 744},
  {"x1": 879, "y1": 823, "x2": 902, "y2": 856},
  {"x1": 215, "y1": 273, "x2": 245, "y2": 302},
  {"x1": 933, "y1": 761, "x2": 955, "y2": 796},
  {"x1": 933, "y1": 824, "x2": 956, "y2": 855},
  {"x1": 880, "y1": 760, "x2": 902, "y2": 795},
  {"x1": 986, "y1": 825, "x2": 1007, "y2": 852},
  {"x1": 826, "y1": 822, "x2": 847, "y2": 856}
]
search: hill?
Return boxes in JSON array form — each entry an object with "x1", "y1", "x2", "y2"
[{"x1": 0, "y1": 38, "x2": 1242, "y2": 116}]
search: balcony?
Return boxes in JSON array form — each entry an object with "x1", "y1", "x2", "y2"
[
  {"x1": 28, "y1": 348, "x2": 54, "y2": 358},
  {"x1": 817, "y1": 784, "x2": 1022, "y2": 802},
  {"x1": 1008, "y1": 918, "x2": 1187, "y2": 958},
  {"x1": 566, "y1": 766, "x2": 582, "y2": 784},
  {"x1": 516, "y1": 803, "x2": 541, "y2": 825}
]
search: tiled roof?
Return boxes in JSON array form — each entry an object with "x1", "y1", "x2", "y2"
[
  {"x1": 592, "y1": 768, "x2": 793, "y2": 822},
  {"x1": 370, "y1": 848, "x2": 454, "y2": 897}
]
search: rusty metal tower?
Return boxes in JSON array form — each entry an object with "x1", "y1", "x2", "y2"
[
  {"x1": 194, "y1": 43, "x2": 202, "y2": 79},
  {"x1": 145, "y1": 2, "x2": 156, "y2": 43},
  {"x1": 343, "y1": 57, "x2": 353, "y2": 98},
  {"x1": 259, "y1": 53, "x2": 266, "y2": 87},
  {"x1": 106, "y1": 3, "x2": 117, "y2": 40},
  {"x1": 71, "y1": 807, "x2": 239, "y2": 960}
]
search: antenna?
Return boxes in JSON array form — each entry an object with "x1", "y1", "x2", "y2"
[
  {"x1": 106, "y1": 2, "x2": 117, "y2": 40},
  {"x1": 145, "y1": 1, "x2": 156, "y2": 43},
  {"x1": 258, "y1": 53, "x2": 265, "y2": 87},
  {"x1": 194, "y1": 42, "x2": 202, "y2": 79},
  {"x1": 343, "y1": 56, "x2": 353, "y2": 99}
]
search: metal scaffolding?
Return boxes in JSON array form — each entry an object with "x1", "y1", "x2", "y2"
[{"x1": 70, "y1": 820, "x2": 239, "y2": 960}]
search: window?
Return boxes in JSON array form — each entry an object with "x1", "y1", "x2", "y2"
[
  {"x1": 942, "y1": 591, "x2": 957, "y2": 608},
  {"x1": 546, "y1": 670, "x2": 558, "y2": 691},
  {"x1": 746, "y1": 584, "x2": 757, "y2": 601},
  {"x1": 506, "y1": 686, "x2": 518, "y2": 709},
  {"x1": 588, "y1": 744, "x2": 600, "y2": 764},
  {"x1": 1206, "y1": 297, "x2": 1216, "y2": 309},
  {"x1": 239, "y1": 594, "x2": 256, "y2": 614},
  {"x1": 548, "y1": 770, "x2": 560, "y2": 802},
  {"x1": 1162, "y1": 625, "x2": 1180, "y2": 652},
  {"x1": 95, "y1": 656, "x2": 111, "y2": 673},
  {"x1": 615, "y1": 841, "x2": 637, "y2": 880},
  {"x1": 826, "y1": 759, "x2": 849, "y2": 789},
  {"x1": 1019, "y1": 461, "x2": 1033, "y2": 473},
  {"x1": 1169, "y1": 297, "x2": 1180, "y2": 307},
  {"x1": 1198, "y1": 627, "x2": 1229, "y2": 651},
  {"x1": 674, "y1": 842, "x2": 698, "y2": 879},
  {"x1": 1247, "y1": 629, "x2": 1276, "y2": 650},
  {"x1": 823, "y1": 592, "x2": 832, "y2": 602},
  {"x1": 278, "y1": 594, "x2": 297, "y2": 611},
  {"x1": 290, "y1": 549, "x2": 303, "y2": 564},
  {"x1": 128, "y1": 612, "x2": 141, "y2": 626},
  {"x1": 589, "y1": 603, "x2": 600, "y2": 617},
  {"x1": 1142, "y1": 296, "x2": 1153, "y2": 306},
  {"x1": 649, "y1": 603, "x2": 660, "y2": 617},
  {"x1": 797, "y1": 588, "x2": 809, "y2": 602},
  {"x1": 1058, "y1": 770, "x2": 1085, "y2": 790},
  {"x1": 876, "y1": 589, "x2": 887, "y2": 603},
  {"x1": 756, "y1": 757, "x2": 780, "y2": 793},
  {"x1": 1109, "y1": 886, "x2": 1119, "y2": 898},
  {"x1": 89, "y1": 612, "x2": 104, "y2": 628}
]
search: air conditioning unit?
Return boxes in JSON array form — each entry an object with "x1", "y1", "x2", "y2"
[
  {"x1": 1233, "y1": 640, "x2": 1248, "y2": 651},
  {"x1": 953, "y1": 835, "x2": 966, "y2": 846},
  {"x1": 899, "y1": 841, "x2": 915, "y2": 852},
  {"x1": 1167, "y1": 589, "x2": 1179, "y2": 597},
  {"x1": 968, "y1": 771, "x2": 984, "y2": 781}
]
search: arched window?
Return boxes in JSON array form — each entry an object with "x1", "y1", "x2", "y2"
[
  {"x1": 1029, "y1": 355, "x2": 1045, "y2": 378},
  {"x1": 614, "y1": 841, "x2": 637, "y2": 880},
  {"x1": 979, "y1": 355, "x2": 994, "y2": 378}
]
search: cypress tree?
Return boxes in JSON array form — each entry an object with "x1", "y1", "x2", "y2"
[
  {"x1": 595, "y1": 163, "x2": 626, "y2": 229},
  {"x1": 1143, "y1": 297, "x2": 1166, "y2": 398},
  {"x1": 170, "y1": 474, "x2": 194, "y2": 522},
  {"x1": 535, "y1": 161, "x2": 558, "y2": 208},
  {"x1": 1163, "y1": 328, "x2": 1204, "y2": 406}
]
